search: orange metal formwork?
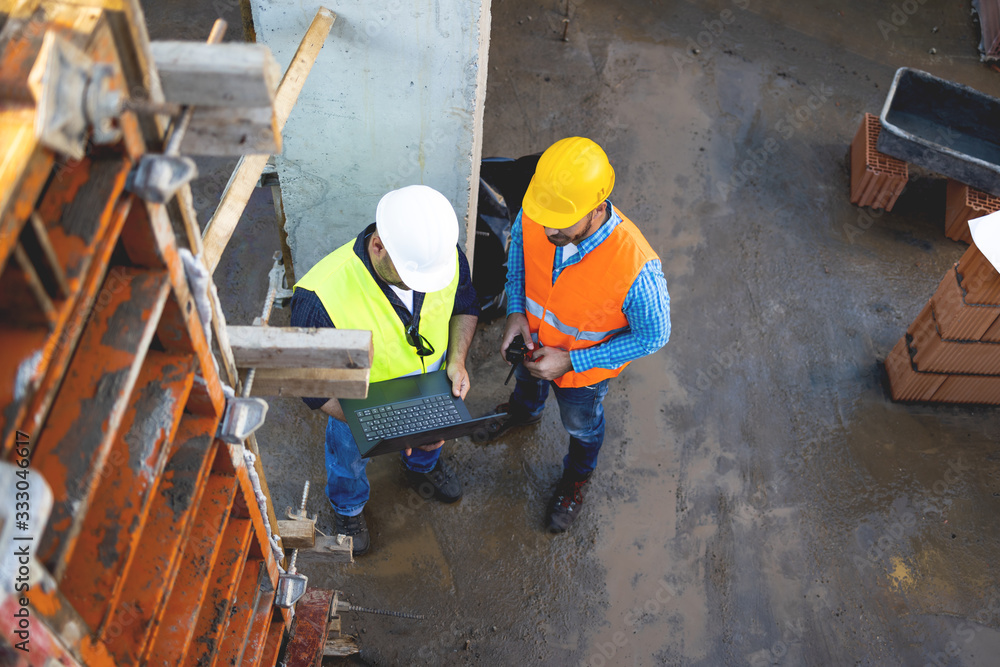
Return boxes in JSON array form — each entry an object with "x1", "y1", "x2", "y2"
[{"x1": 1, "y1": 0, "x2": 295, "y2": 664}]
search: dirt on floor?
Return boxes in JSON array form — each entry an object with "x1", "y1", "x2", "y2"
[{"x1": 152, "y1": 0, "x2": 1000, "y2": 664}]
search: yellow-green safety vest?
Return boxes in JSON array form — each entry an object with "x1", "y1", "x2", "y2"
[{"x1": 294, "y1": 241, "x2": 458, "y2": 382}]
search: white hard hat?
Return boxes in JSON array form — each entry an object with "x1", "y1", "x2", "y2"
[{"x1": 375, "y1": 185, "x2": 459, "y2": 293}]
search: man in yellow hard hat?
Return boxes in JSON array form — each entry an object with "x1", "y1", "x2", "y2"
[
  {"x1": 497, "y1": 137, "x2": 671, "y2": 533},
  {"x1": 291, "y1": 185, "x2": 479, "y2": 555}
]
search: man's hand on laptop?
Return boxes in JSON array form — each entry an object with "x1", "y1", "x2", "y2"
[
  {"x1": 447, "y1": 363, "x2": 471, "y2": 400},
  {"x1": 404, "y1": 440, "x2": 445, "y2": 457}
]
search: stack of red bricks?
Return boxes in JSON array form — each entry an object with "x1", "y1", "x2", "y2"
[
  {"x1": 887, "y1": 244, "x2": 1000, "y2": 404},
  {"x1": 850, "y1": 113, "x2": 908, "y2": 211}
]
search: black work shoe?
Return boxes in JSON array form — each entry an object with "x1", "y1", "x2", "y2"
[
  {"x1": 490, "y1": 401, "x2": 543, "y2": 440},
  {"x1": 404, "y1": 459, "x2": 463, "y2": 503},
  {"x1": 334, "y1": 511, "x2": 370, "y2": 556},
  {"x1": 546, "y1": 472, "x2": 591, "y2": 533}
]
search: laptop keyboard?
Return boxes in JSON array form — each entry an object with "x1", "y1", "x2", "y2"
[{"x1": 357, "y1": 394, "x2": 462, "y2": 442}]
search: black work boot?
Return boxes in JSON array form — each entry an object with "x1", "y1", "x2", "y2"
[
  {"x1": 546, "y1": 470, "x2": 592, "y2": 533},
  {"x1": 404, "y1": 459, "x2": 463, "y2": 503},
  {"x1": 490, "y1": 401, "x2": 543, "y2": 440},
  {"x1": 334, "y1": 511, "x2": 370, "y2": 556}
]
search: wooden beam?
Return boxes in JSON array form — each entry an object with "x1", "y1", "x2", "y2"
[
  {"x1": 228, "y1": 326, "x2": 372, "y2": 369},
  {"x1": 249, "y1": 367, "x2": 369, "y2": 399},
  {"x1": 296, "y1": 535, "x2": 354, "y2": 565},
  {"x1": 201, "y1": 7, "x2": 336, "y2": 275},
  {"x1": 149, "y1": 41, "x2": 280, "y2": 108},
  {"x1": 179, "y1": 105, "x2": 280, "y2": 156},
  {"x1": 276, "y1": 519, "x2": 315, "y2": 549}
]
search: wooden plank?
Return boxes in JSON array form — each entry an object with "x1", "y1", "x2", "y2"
[
  {"x1": 215, "y1": 561, "x2": 266, "y2": 666},
  {"x1": 249, "y1": 367, "x2": 369, "y2": 399},
  {"x1": 202, "y1": 8, "x2": 336, "y2": 274},
  {"x1": 150, "y1": 41, "x2": 280, "y2": 108},
  {"x1": 33, "y1": 268, "x2": 171, "y2": 579},
  {"x1": 283, "y1": 589, "x2": 335, "y2": 667},
  {"x1": 185, "y1": 516, "x2": 254, "y2": 667},
  {"x1": 60, "y1": 351, "x2": 195, "y2": 633},
  {"x1": 144, "y1": 468, "x2": 237, "y2": 665},
  {"x1": 296, "y1": 535, "x2": 354, "y2": 565},
  {"x1": 324, "y1": 635, "x2": 360, "y2": 657},
  {"x1": 180, "y1": 105, "x2": 280, "y2": 156},
  {"x1": 277, "y1": 519, "x2": 315, "y2": 549},
  {"x1": 105, "y1": 415, "x2": 219, "y2": 664},
  {"x1": 228, "y1": 326, "x2": 373, "y2": 369}
]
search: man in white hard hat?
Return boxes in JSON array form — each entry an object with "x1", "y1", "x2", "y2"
[{"x1": 291, "y1": 185, "x2": 479, "y2": 555}]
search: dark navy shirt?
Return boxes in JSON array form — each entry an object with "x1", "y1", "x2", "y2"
[{"x1": 291, "y1": 223, "x2": 478, "y2": 409}]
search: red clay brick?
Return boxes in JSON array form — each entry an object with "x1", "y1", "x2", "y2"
[
  {"x1": 886, "y1": 336, "x2": 1000, "y2": 405},
  {"x1": 885, "y1": 337, "x2": 946, "y2": 401},
  {"x1": 985, "y1": 316, "x2": 1000, "y2": 343},
  {"x1": 944, "y1": 180, "x2": 999, "y2": 244},
  {"x1": 930, "y1": 374, "x2": 1000, "y2": 405},
  {"x1": 956, "y1": 244, "x2": 1000, "y2": 306},
  {"x1": 850, "y1": 114, "x2": 908, "y2": 211},
  {"x1": 909, "y1": 304, "x2": 1000, "y2": 374},
  {"x1": 930, "y1": 267, "x2": 1000, "y2": 340}
]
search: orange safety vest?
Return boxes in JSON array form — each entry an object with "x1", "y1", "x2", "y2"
[{"x1": 523, "y1": 206, "x2": 659, "y2": 388}]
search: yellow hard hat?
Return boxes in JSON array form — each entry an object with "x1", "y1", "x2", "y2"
[{"x1": 522, "y1": 137, "x2": 615, "y2": 229}]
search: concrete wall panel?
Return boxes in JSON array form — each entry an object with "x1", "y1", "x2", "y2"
[{"x1": 249, "y1": 0, "x2": 491, "y2": 274}]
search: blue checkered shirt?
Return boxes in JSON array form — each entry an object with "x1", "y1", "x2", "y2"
[{"x1": 505, "y1": 201, "x2": 671, "y2": 374}]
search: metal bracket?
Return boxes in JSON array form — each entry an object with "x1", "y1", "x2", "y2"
[
  {"x1": 275, "y1": 569, "x2": 308, "y2": 609},
  {"x1": 258, "y1": 160, "x2": 280, "y2": 188},
  {"x1": 218, "y1": 396, "x2": 269, "y2": 444},
  {"x1": 126, "y1": 155, "x2": 199, "y2": 205},
  {"x1": 30, "y1": 33, "x2": 124, "y2": 160}
]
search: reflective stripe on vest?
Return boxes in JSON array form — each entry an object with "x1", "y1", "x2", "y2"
[
  {"x1": 522, "y1": 206, "x2": 659, "y2": 388},
  {"x1": 524, "y1": 296, "x2": 630, "y2": 342},
  {"x1": 294, "y1": 241, "x2": 459, "y2": 383}
]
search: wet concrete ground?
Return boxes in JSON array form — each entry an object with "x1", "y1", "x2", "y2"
[{"x1": 152, "y1": 0, "x2": 1000, "y2": 664}]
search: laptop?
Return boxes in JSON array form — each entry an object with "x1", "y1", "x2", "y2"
[{"x1": 341, "y1": 370, "x2": 506, "y2": 457}]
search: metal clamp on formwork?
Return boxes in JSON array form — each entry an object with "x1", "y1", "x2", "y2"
[
  {"x1": 32, "y1": 33, "x2": 124, "y2": 159},
  {"x1": 218, "y1": 396, "x2": 269, "y2": 444},
  {"x1": 275, "y1": 481, "x2": 311, "y2": 609}
]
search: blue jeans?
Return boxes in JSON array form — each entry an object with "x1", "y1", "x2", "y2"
[
  {"x1": 509, "y1": 362, "x2": 610, "y2": 477},
  {"x1": 324, "y1": 416, "x2": 441, "y2": 516}
]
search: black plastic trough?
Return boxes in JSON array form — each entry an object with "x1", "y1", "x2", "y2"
[{"x1": 877, "y1": 67, "x2": 1000, "y2": 197}]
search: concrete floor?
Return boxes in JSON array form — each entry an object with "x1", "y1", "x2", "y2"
[{"x1": 150, "y1": 0, "x2": 1000, "y2": 664}]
